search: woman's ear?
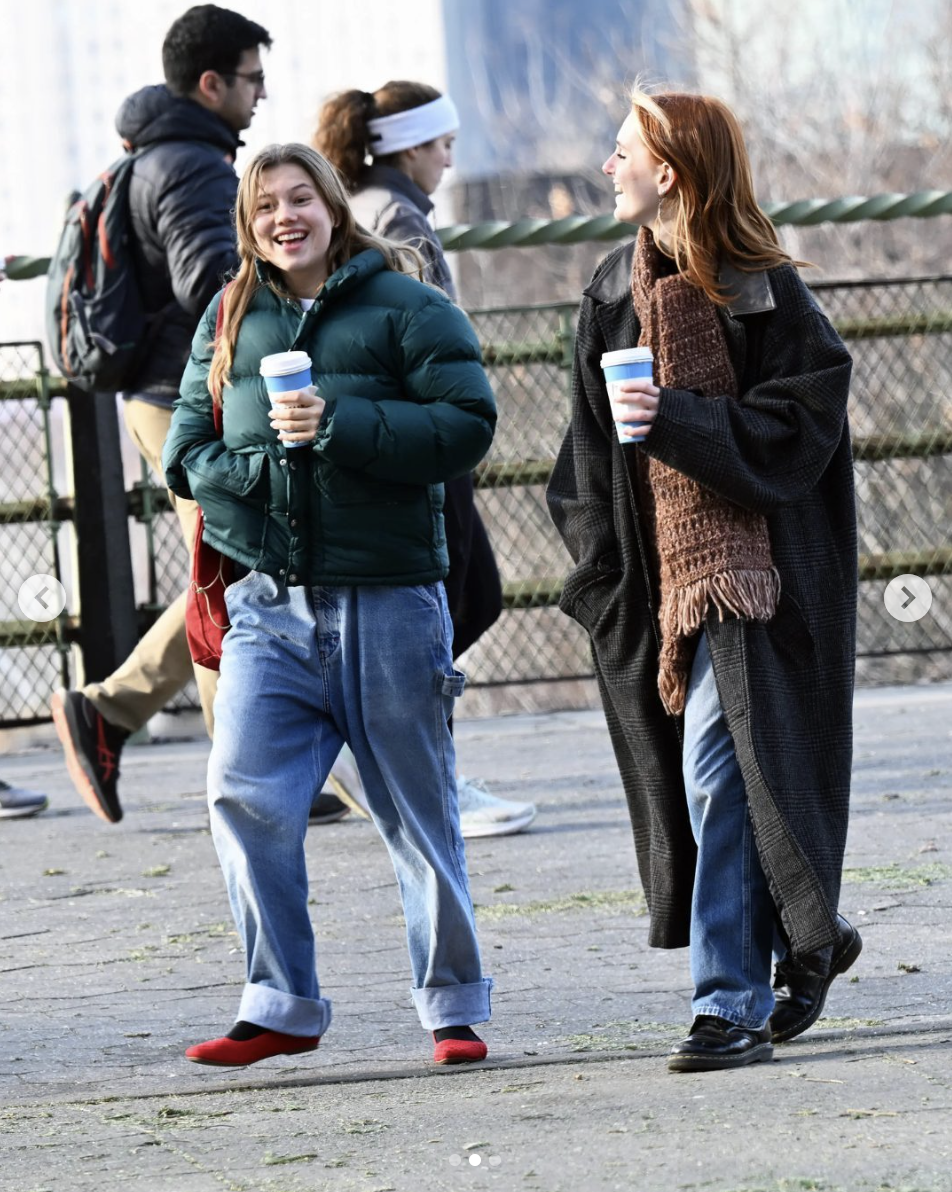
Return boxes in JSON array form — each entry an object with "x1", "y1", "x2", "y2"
[{"x1": 658, "y1": 162, "x2": 677, "y2": 196}]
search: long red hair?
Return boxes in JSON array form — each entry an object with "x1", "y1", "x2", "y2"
[{"x1": 630, "y1": 87, "x2": 804, "y2": 304}]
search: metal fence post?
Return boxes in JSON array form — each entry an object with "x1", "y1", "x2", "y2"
[{"x1": 65, "y1": 384, "x2": 138, "y2": 683}]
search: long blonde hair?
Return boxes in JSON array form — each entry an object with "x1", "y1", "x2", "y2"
[
  {"x1": 208, "y1": 142, "x2": 425, "y2": 402},
  {"x1": 629, "y1": 87, "x2": 803, "y2": 304}
]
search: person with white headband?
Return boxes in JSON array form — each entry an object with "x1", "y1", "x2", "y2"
[
  {"x1": 313, "y1": 81, "x2": 538, "y2": 841},
  {"x1": 316, "y1": 83, "x2": 459, "y2": 296}
]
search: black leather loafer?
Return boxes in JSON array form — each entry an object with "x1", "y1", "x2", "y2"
[
  {"x1": 770, "y1": 914, "x2": 863, "y2": 1044},
  {"x1": 668, "y1": 1015, "x2": 774, "y2": 1072}
]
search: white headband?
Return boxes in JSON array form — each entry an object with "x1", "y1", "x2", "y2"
[{"x1": 367, "y1": 95, "x2": 459, "y2": 156}]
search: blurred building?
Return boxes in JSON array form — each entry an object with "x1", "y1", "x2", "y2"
[
  {"x1": 440, "y1": 0, "x2": 689, "y2": 301},
  {"x1": 445, "y1": 0, "x2": 686, "y2": 185}
]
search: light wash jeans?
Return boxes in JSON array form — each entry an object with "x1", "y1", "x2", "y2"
[
  {"x1": 207, "y1": 572, "x2": 493, "y2": 1037},
  {"x1": 682, "y1": 631, "x2": 775, "y2": 1029}
]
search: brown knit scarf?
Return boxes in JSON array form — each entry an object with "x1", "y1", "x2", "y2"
[{"x1": 630, "y1": 227, "x2": 780, "y2": 716}]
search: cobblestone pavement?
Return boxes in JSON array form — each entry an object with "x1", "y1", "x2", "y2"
[{"x1": 1, "y1": 684, "x2": 950, "y2": 1191}]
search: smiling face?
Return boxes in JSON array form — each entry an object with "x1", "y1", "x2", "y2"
[
  {"x1": 253, "y1": 163, "x2": 336, "y2": 298},
  {"x1": 602, "y1": 112, "x2": 671, "y2": 227}
]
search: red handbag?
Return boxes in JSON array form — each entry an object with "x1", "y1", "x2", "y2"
[{"x1": 184, "y1": 284, "x2": 235, "y2": 670}]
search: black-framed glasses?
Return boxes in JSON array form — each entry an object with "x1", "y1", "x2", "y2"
[{"x1": 226, "y1": 69, "x2": 266, "y2": 88}]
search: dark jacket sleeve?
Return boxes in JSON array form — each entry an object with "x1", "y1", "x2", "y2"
[
  {"x1": 162, "y1": 293, "x2": 267, "y2": 502},
  {"x1": 154, "y1": 154, "x2": 239, "y2": 317},
  {"x1": 312, "y1": 297, "x2": 496, "y2": 484},
  {"x1": 546, "y1": 294, "x2": 619, "y2": 571},
  {"x1": 379, "y1": 203, "x2": 455, "y2": 298},
  {"x1": 642, "y1": 270, "x2": 853, "y2": 515}
]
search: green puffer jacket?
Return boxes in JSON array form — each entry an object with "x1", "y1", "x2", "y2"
[{"x1": 163, "y1": 249, "x2": 496, "y2": 586}]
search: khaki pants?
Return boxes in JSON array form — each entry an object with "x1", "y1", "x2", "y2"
[{"x1": 82, "y1": 399, "x2": 218, "y2": 737}]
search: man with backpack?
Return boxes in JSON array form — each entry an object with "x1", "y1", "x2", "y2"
[{"x1": 51, "y1": 4, "x2": 271, "y2": 824}]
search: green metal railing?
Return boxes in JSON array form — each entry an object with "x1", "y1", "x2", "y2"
[
  {"x1": 7, "y1": 188, "x2": 952, "y2": 279},
  {"x1": 2, "y1": 198, "x2": 952, "y2": 719},
  {"x1": 438, "y1": 191, "x2": 952, "y2": 251}
]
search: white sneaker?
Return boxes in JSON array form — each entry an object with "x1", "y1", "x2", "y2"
[
  {"x1": 327, "y1": 745, "x2": 371, "y2": 819},
  {"x1": 0, "y1": 780, "x2": 49, "y2": 819},
  {"x1": 456, "y1": 776, "x2": 536, "y2": 839}
]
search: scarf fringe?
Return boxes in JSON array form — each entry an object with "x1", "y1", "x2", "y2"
[
  {"x1": 659, "y1": 567, "x2": 781, "y2": 639},
  {"x1": 658, "y1": 658, "x2": 689, "y2": 718},
  {"x1": 657, "y1": 567, "x2": 781, "y2": 717}
]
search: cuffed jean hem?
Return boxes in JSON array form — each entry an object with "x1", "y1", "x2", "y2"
[
  {"x1": 238, "y1": 983, "x2": 332, "y2": 1037},
  {"x1": 411, "y1": 977, "x2": 494, "y2": 1030},
  {"x1": 692, "y1": 1002, "x2": 771, "y2": 1032}
]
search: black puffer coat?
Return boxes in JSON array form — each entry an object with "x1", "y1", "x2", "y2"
[
  {"x1": 116, "y1": 84, "x2": 241, "y2": 402},
  {"x1": 547, "y1": 242, "x2": 856, "y2": 975}
]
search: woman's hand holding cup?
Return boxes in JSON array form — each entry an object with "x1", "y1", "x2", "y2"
[
  {"x1": 268, "y1": 385, "x2": 325, "y2": 445},
  {"x1": 611, "y1": 377, "x2": 659, "y2": 440},
  {"x1": 600, "y1": 347, "x2": 657, "y2": 443},
  {"x1": 260, "y1": 350, "x2": 322, "y2": 448}
]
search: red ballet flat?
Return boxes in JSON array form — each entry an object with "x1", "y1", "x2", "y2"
[
  {"x1": 432, "y1": 1033, "x2": 488, "y2": 1065},
  {"x1": 185, "y1": 1030, "x2": 320, "y2": 1067}
]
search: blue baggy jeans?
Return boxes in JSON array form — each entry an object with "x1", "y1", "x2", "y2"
[
  {"x1": 682, "y1": 631, "x2": 775, "y2": 1029},
  {"x1": 207, "y1": 572, "x2": 493, "y2": 1037}
]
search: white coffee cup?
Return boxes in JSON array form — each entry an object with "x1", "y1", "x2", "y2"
[
  {"x1": 601, "y1": 347, "x2": 654, "y2": 444},
  {"x1": 260, "y1": 351, "x2": 314, "y2": 449}
]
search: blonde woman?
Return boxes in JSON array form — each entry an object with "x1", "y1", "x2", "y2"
[
  {"x1": 163, "y1": 143, "x2": 494, "y2": 1068},
  {"x1": 548, "y1": 89, "x2": 861, "y2": 1072}
]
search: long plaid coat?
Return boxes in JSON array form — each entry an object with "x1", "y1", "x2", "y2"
[{"x1": 547, "y1": 242, "x2": 856, "y2": 974}]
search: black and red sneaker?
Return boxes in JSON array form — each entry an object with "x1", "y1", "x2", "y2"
[{"x1": 51, "y1": 690, "x2": 128, "y2": 824}]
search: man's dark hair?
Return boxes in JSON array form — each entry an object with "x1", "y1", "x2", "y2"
[{"x1": 162, "y1": 5, "x2": 272, "y2": 96}]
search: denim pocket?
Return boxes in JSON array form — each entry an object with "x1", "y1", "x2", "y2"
[
  {"x1": 225, "y1": 569, "x2": 258, "y2": 594},
  {"x1": 440, "y1": 669, "x2": 467, "y2": 699},
  {"x1": 408, "y1": 583, "x2": 443, "y2": 614},
  {"x1": 223, "y1": 568, "x2": 266, "y2": 614}
]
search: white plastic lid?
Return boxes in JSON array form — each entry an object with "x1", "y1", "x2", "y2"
[
  {"x1": 259, "y1": 350, "x2": 313, "y2": 377},
  {"x1": 600, "y1": 347, "x2": 653, "y2": 368}
]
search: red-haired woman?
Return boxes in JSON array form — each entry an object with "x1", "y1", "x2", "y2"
[
  {"x1": 547, "y1": 87, "x2": 862, "y2": 1072},
  {"x1": 314, "y1": 82, "x2": 536, "y2": 839}
]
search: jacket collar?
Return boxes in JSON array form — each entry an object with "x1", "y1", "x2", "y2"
[
  {"x1": 116, "y1": 84, "x2": 241, "y2": 155},
  {"x1": 361, "y1": 164, "x2": 434, "y2": 217},
  {"x1": 253, "y1": 248, "x2": 388, "y2": 301},
  {"x1": 584, "y1": 240, "x2": 776, "y2": 316}
]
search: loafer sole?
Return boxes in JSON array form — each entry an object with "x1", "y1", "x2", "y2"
[
  {"x1": 771, "y1": 923, "x2": 863, "y2": 1043},
  {"x1": 668, "y1": 1040, "x2": 774, "y2": 1072},
  {"x1": 51, "y1": 691, "x2": 122, "y2": 824}
]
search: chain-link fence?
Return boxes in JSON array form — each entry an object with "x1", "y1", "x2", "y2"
[
  {"x1": 460, "y1": 277, "x2": 952, "y2": 695},
  {"x1": 815, "y1": 277, "x2": 952, "y2": 684},
  {"x1": 0, "y1": 342, "x2": 71, "y2": 724},
  {"x1": 1, "y1": 276, "x2": 950, "y2": 724}
]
